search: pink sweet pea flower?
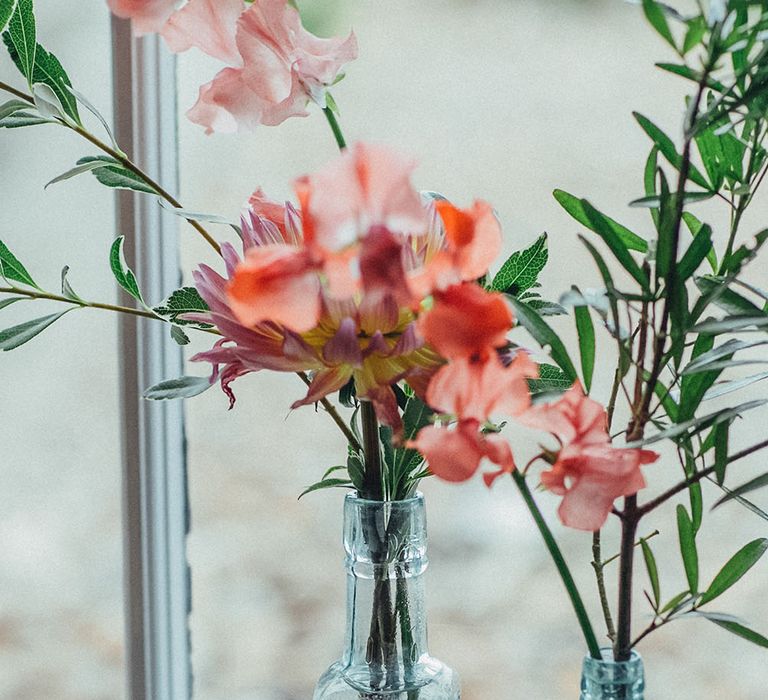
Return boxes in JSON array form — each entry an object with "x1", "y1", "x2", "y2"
[
  {"x1": 107, "y1": 0, "x2": 179, "y2": 35},
  {"x1": 409, "y1": 419, "x2": 515, "y2": 486},
  {"x1": 520, "y1": 384, "x2": 659, "y2": 531},
  {"x1": 188, "y1": 0, "x2": 358, "y2": 132}
]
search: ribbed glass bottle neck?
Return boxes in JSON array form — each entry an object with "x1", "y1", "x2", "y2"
[{"x1": 580, "y1": 649, "x2": 645, "y2": 700}]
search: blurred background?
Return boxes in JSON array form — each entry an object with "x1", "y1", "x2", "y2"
[{"x1": 1, "y1": 0, "x2": 767, "y2": 698}]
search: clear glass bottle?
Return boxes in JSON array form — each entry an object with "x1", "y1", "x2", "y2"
[
  {"x1": 314, "y1": 492, "x2": 460, "y2": 699},
  {"x1": 580, "y1": 648, "x2": 645, "y2": 700}
]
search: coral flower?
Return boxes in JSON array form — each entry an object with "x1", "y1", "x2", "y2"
[
  {"x1": 520, "y1": 384, "x2": 659, "y2": 531},
  {"x1": 188, "y1": 0, "x2": 358, "y2": 132}
]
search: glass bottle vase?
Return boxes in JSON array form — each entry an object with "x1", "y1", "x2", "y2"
[
  {"x1": 580, "y1": 648, "x2": 645, "y2": 700},
  {"x1": 314, "y1": 492, "x2": 460, "y2": 699}
]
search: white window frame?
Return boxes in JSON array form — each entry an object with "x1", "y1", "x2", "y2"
[{"x1": 111, "y1": 18, "x2": 192, "y2": 700}]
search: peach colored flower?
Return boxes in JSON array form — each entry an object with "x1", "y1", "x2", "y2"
[
  {"x1": 107, "y1": 0, "x2": 179, "y2": 35},
  {"x1": 418, "y1": 283, "x2": 513, "y2": 360},
  {"x1": 409, "y1": 419, "x2": 515, "y2": 486},
  {"x1": 520, "y1": 384, "x2": 659, "y2": 531},
  {"x1": 188, "y1": 0, "x2": 357, "y2": 132}
]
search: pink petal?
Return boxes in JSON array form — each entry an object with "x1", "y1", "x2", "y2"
[
  {"x1": 161, "y1": 0, "x2": 244, "y2": 64},
  {"x1": 107, "y1": 0, "x2": 177, "y2": 35},
  {"x1": 292, "y1": 366, "x2": 353, "y2": 407}
]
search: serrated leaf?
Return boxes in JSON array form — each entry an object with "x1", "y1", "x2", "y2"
[
  {"x1": 3, "y1": 0, "x2": 35, "y2": 82},
  {"x1": 143, "y1": 376, "x2": 212, "y2": 400},
  {"x1": 699, "y1": 539, "x2": 768, "y2": 606},
  {"x1": 491, "y1": 233, "x2": 548, "y2": 295},
  {"x1": 527, "y1": 363, "x2": 572, "y2": 395},
  {"x1": 633, "y1": 113, "x2": 710, "y2": 189},
  {"x1": 641, "y1": 537, "x2": 661, "y2": 609},
  {"x1": 553, "y1": 190, "x2": 647, "y2": 253},
  {"x1": 153, "y1": 286, "x2": 210, "y2": 326},
  {"x1": 298, "y1": 478, "x2": 352, "y2": 499},
  {"x1": 713, "y1": 473, "x2": 768, "y2": 509},
  {"x1": 109, "y1": 236, "x2": 144, "y2": 304},
  {"x1": 170, "y1": 325, "x2": 190, "y2": 346},
  {"x1": 0, "y1": 238, "x2": 37, "y2": 287},
  {"x1": 0, "y1": 310, "x2": 70, "y2": 350},
  {"x1": 0, "y1": 0, "x2": 17, "y2": 34},
  {"x1": 677, "y1": 504, "x2": 699, "y2": 594},
  {"x1": 508, "y1": 297, "x2": 578, "y2": 381}
]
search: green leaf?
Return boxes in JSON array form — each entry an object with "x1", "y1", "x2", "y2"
[
  {"x1": 143, "y1": 376, "x2": 212, "y2": 400},
  {"x1": 678, "y1": 224, "x2": 713, "y2": 280},
  {"x1": 29, "y1": 43, "x2": 79, "y2": 123},
  {"x1": 170, "y1": 325, "x2": 189, "y2": 346},
  {"x1": 633, "y1": 113, "x2": 711, "y2": 189},
  {"x1": 660, "y1": 590, "x2": 692, "y2": 614},
  {"x1": 0, "y1": 109, "x2": 48, "y2": 128},
  {"x1": 553, "y1": 190, "x2": 648, "y2": 253},
  {"x1": 0, "y1": 310, "x2": 70, "y2": 350},
  {"x1": 703, "y1": 372, "x2": 768, "y2": 402},
  {"x1": 298, "y1": 477, "x2": 352, "y2": 499},
  {"x1": 705, "y1": 616, "x2": 768, "y2": 648},
  {"x1": 714, "y1": 421, "x2": 729, "y2": 485},
  {"x1": 60, "y1": 265, "x2": 83, "y2": 302},
  {"x1": 0, "y1": 0, "x2": 16, "y2": 33},
  {"x1": 629, "y1": 191, "x2": 714, "y2": 208},
  {"x1": 3, "y1": 0, "x2": 35, "y2": 82},
  {"x1": 682, "y1": 213, "x2": 717, "y2": 272},
  {"x1": 109, "y1": 236, "x2": 144, "y2": 304},
  {"x1": 580, "y1": 199, "x2": 650, "y2": 291},
  {"x1": 644, "y1": 146, "x2": 660, "y2": 229},
  {"x1": 0, "y1": 238, "x2": 37, "y2": 287},
  {"x1": 676, "y1": 504, "x2": 699, "y2": 594},
  {"x1": 45, "y1": 158, "x2": 116, "y2": 189},
  {"x1": 655, "y1": 63, "x2": 727, "y2": 92},
  {"x1": 0, "y1": 97, "x2": 29, "y2": 119},
  {"x1": 699, "y1": 539, "x2": 768, "y2": 606},
  {"x1": 528, "y1": 363, "x2": 572, "y2": 396},
  {"x1": 508, "y1": 297, "x2": 578, "y2": 381},
  {"x1": 78, "y1": 156, "x2": 157, "y2": 194},
  {"x1": 695, "y1": 277, "x2": 766, "y2": 317},
  {"x1": 691, "y1": 316, "x2": 768, "y2": 335},
  {"x1": 641, "y1": 537, "x2": 661, "y2": 609},
  {"x1": 573, "y1": 301, "x2": 595, "y2": 392},
  {"x1": 682, "y1": 339, "x2": 767, "y2": 374},
  {"x1": 690, "y1": 480, "x2": 703, "y2": 533},
  {"x1": 153, "y1": 287, "x2": 210, "y2": 326},
  {"x1": 0, "y1": 296, "x2": 25, "y2": 310},
  {"x1": 66, "y1": 85, "x2": 118, "y2": 149},
  {"x1": 678, "y1": 334, "x2": 719, "y2": 422},
  {"x1": 682, "y1": 16, "x2": 706, "y2": 54},
  {"x1": 713, "y1": 473, "x2": 768, "y2": 510},
  {"x1": 491, "y1": 233, "x2": 548, "y2": 295},
  {"x1": 642, "y1": 0, "x2": 677, "y2": 50}
]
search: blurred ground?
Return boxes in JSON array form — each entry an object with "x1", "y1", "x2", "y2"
[{"x1": 1, "y1": 0, "x2": 768, "y2": 699}]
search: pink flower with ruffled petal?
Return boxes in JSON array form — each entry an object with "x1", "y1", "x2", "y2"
[
  {"x1": 107, "y1": 0, "x2": 179, "y2": 35},
  {"x1": 520, "y1": 384, "x2": 659, "y2": 531},
  {"x1": 188, "y1": 0, "x2": 357, "y2": 133},
  {"x1": 162, "y1": 0, "x2": 244, "y2": 63}
]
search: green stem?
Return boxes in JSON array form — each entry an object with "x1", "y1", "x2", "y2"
[
  {"x1": 0, "y1": 80, "x2": 222, "y2": 256},
  {"x1": 511, "y1": 470, "x2": 601, "y2": 659},
  {"x1": 323, "y1": 106, "x2": 347, "y2": 151}
]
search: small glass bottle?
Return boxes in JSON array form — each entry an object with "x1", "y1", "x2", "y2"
[
  {"x1": 580, "y1": 648, "x2": 645, "y2": 700},
  {"x1": 314, "y1": 492, "x2": 460, "y2": 699}
]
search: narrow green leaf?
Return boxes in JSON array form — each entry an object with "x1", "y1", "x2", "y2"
[
  {"x1": 682, "y1": 16, "x2": 706, "y2": 54},
  {"x1": 574, "y1": 301, "x2": 595, "y2": 392},
  {"x1": 633, "y1": 112, "x2": 710, "y2": 189},
  {"x1": 491, "y1": 233, "x2": 548, "y2": 295},
  {"x1": 60, "y1": 265, "x2": 83, "y2": 302},
  {"x1": 641, "y1": 538, "x2": 661, "y2": 609},
  {"x1": 29, "y1": 43, "x2": 79, "y2": 123},
  {"x1": 678, "y1": 224, "x2": 713, "y2": 280},
  {"x1": 682, "y1": 339, "x2": 767, "y2": 374},
  {"x1": 660, "y1": 590, "x2": 692, "y2": 614},
  {"x1": 703, "y1": 372, "x2": 768, "y2": 402},
  {"x1": 690, "y1": 480, "x2": 703, "y2": 533},
  {"x1": 0, "y1": 97, "x2": 29, "y2": 119},
  {"x1": 644, "y1": 146, "x2": 660, "y2": 229},
  {"x1": 655, "y1": 63, "x2": 727, "y2": 92},
  {"x1": 695, "y1": 277, "x2": 765, "y2": 317},
  {"x1": 629, "y1": 191, "x2": 714, "y2": 208},
  {"x1": 713, "y1": 473, "x2": 768, "y2": 509},
  {"x1": 80, "y1": 156, "x2": 157, "y2": 194},
  {"x1": 298, "y1": 478, "x2": 353, "y2": 500},
  {"x1": 699, "y1": 539, "x2": 768, "y2": 606},
  {"x1": 3, "y1": 0, "x2": 35, "y2": 82},
  {"x1": 109, "y1": 236, "x2": 144, "y2": 303},
  {"x1": 678, "y1": 334, "x2": 717, "y2": 422},
  {"x1": 45, "y1": 158, "x2": 115, "y2": 189},
  {"x1": 0, "y1": 239, "x2": 37, "y2": 287},
  {"x1": 706, "y1": 617, "x2": 768, "y2": 648},
  {"x1": 642, "y1": 0, "x2": 677, "y2": 50},
  {"x1": 691, "y1": 316, "x2": 768, "y2": 335},
  {"x1": 553, "y1": 190, "x2": 648, "y2": 253},
  {"x1": 0, "y1": 0, "x2": 17, "y2": 34},
  {"x1": 682, "y1": 212, "x2": 717, "y2": 272},
  {"x1": 0, "y1": 109, "x2": 48, "y2": 127},
  {"x1": 676, "y1": 504, "x2": 699, "y2": 594},
  {"x1": 143, "y1": 376, "x2": 212, "y2": 400},
  {"x1": 0, "y1": 296, "x2": 25, "y2": 310},
  {"x1": 0, "y1": 310, "x2": 70, "y2": 350},
  {"x1": 580, "y1": 199, "x2": 650, "y2": 291},
  {"x1": 508, "y1": 297, "x2": 578, "y2": 381},
  {"x1": 714, "y1": 422, "x2": 729, "y2": 485},
  {"x1": 66, "y1": 85, "x2": 118, "y2": 149},
  {"x1": 528, "y1": 363, "x2": 572, "y2": 396}
]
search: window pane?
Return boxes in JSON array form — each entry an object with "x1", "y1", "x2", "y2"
[
  {"x1": 178, "y1": 2, "x2": 768, "y2": 698},
  {"x1": 0, "y1": 6, "x2": 124, "y2": 700}
]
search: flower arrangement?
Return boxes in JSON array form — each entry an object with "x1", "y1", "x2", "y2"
[{"x1": 2, "y1": 0, "x2": 768, "y2": 696}]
